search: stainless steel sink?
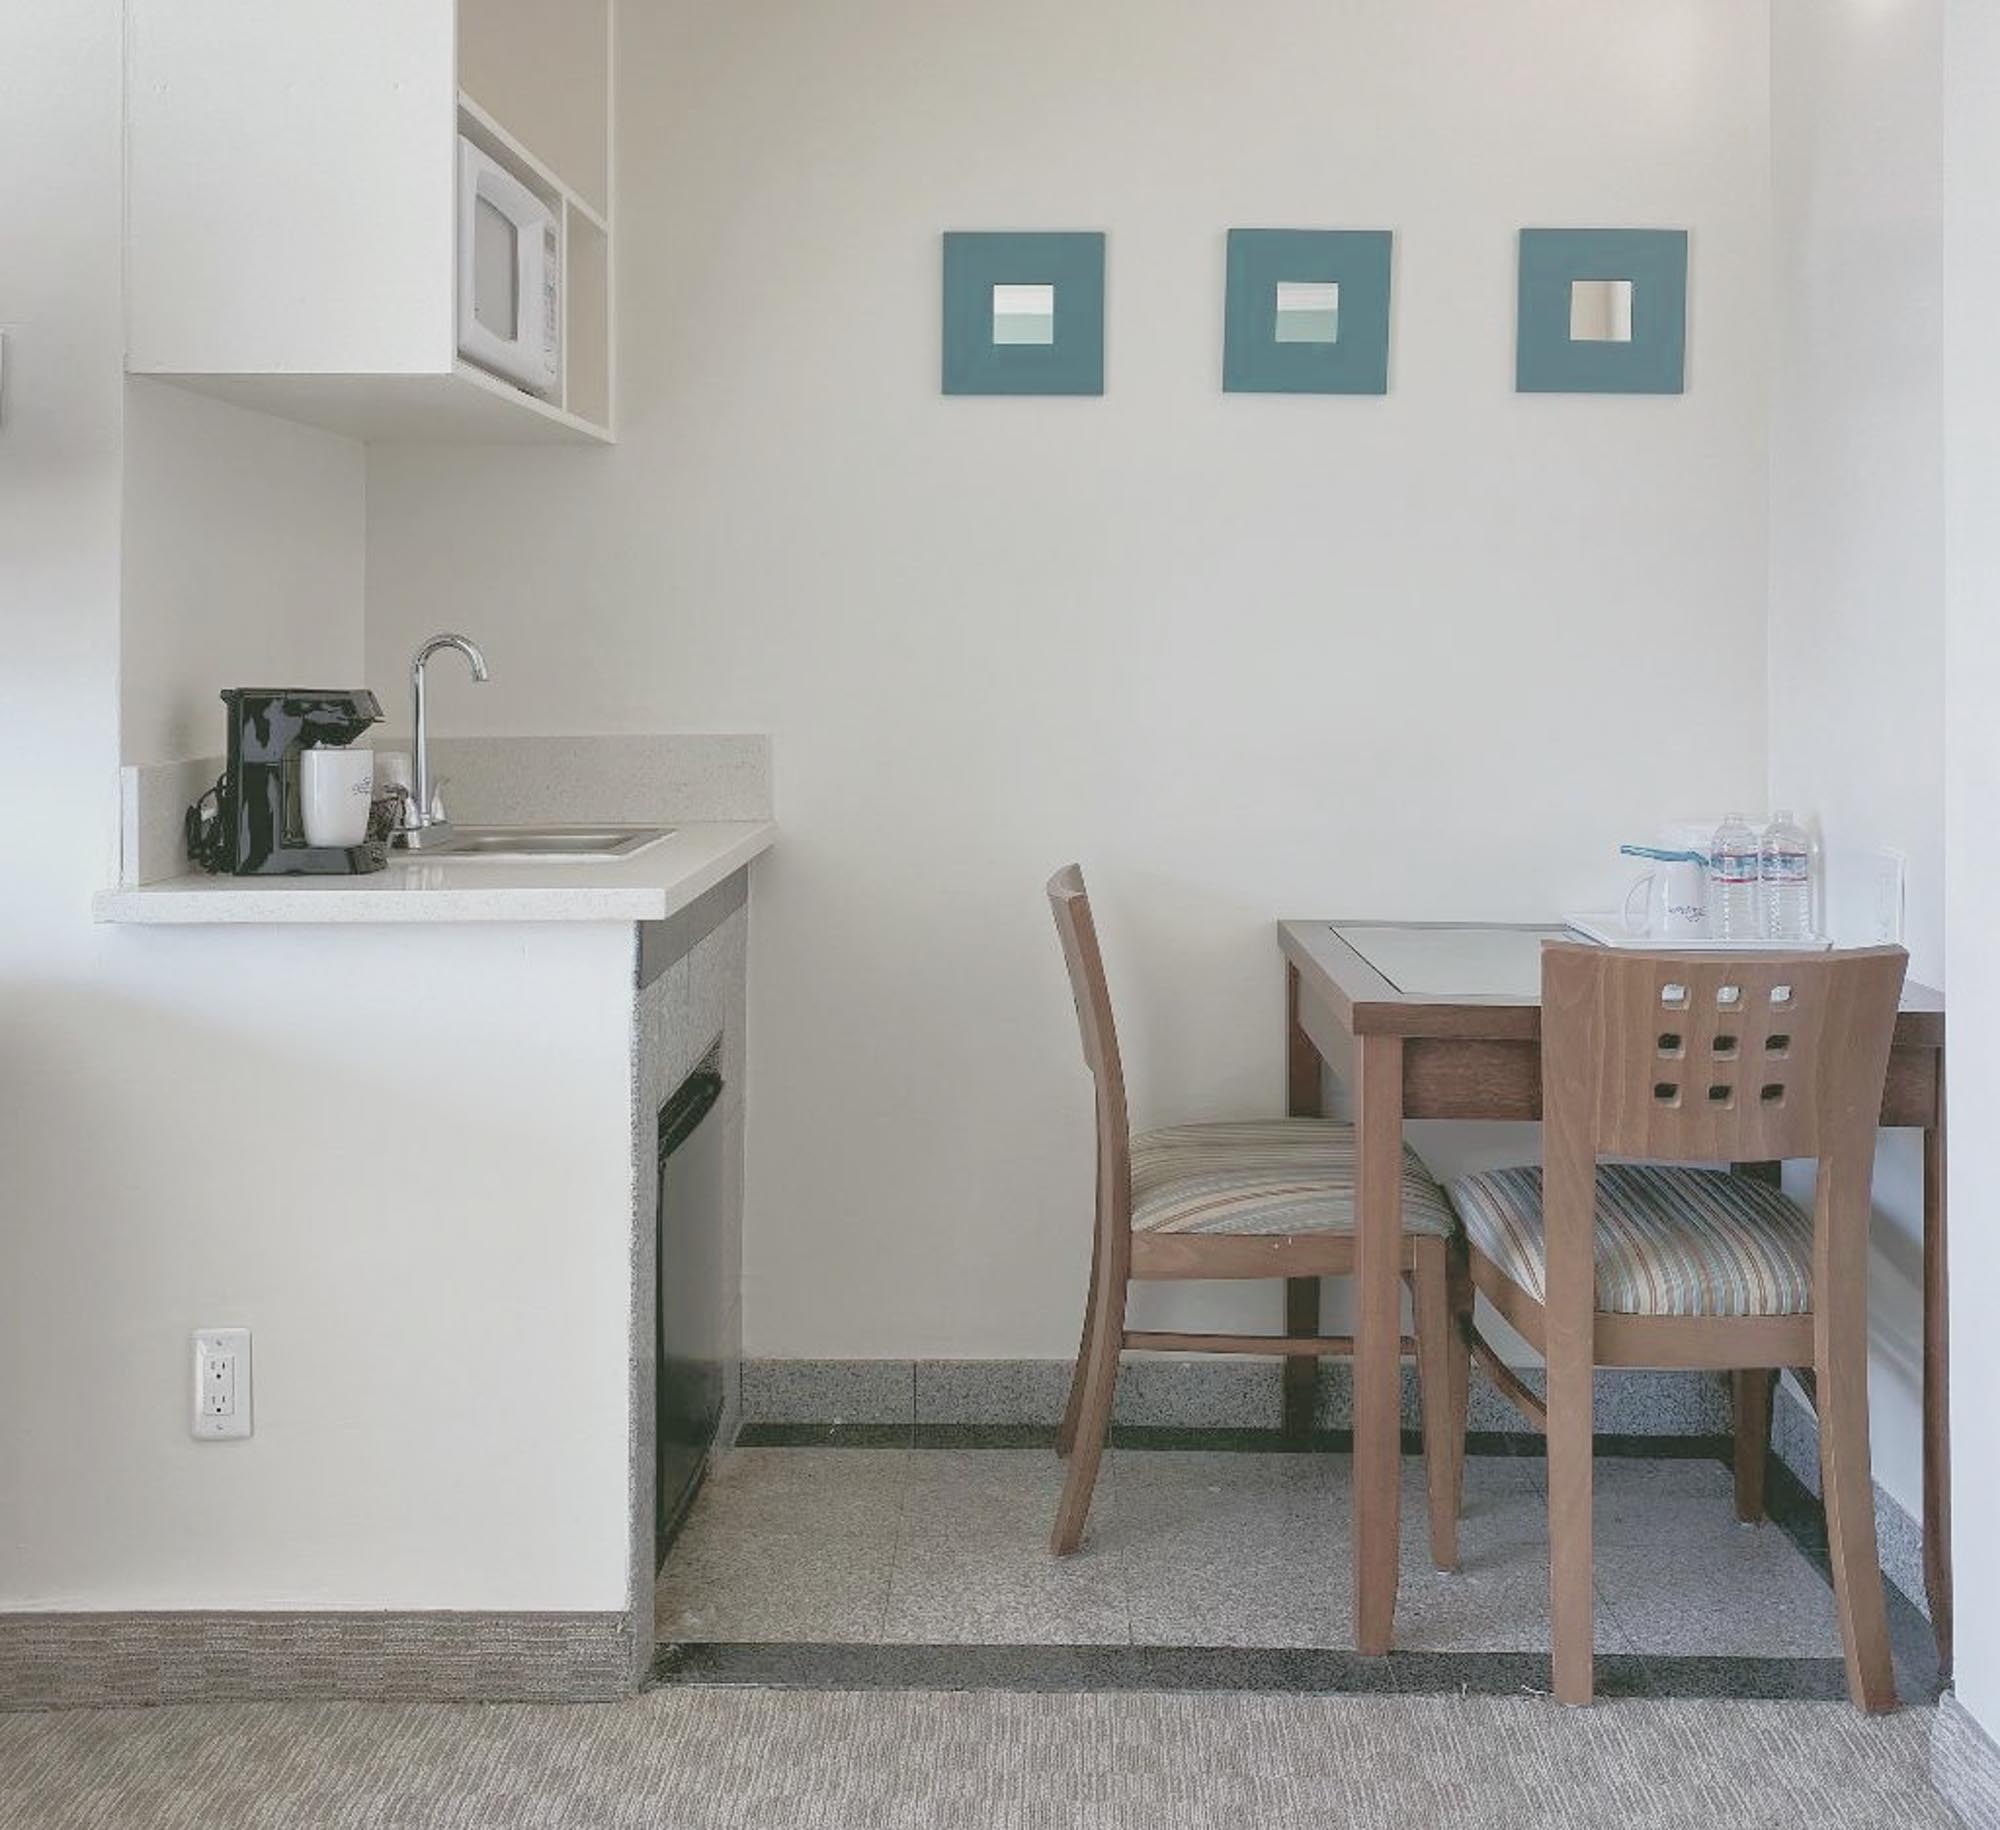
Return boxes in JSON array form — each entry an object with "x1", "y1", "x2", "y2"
[{"x1": 422, "y1": 825, "x2": 674, "y2": 861}]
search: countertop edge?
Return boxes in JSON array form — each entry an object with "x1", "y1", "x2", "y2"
[{"x1": 92, "y1": 823, "x2": 777, "y2": 926}]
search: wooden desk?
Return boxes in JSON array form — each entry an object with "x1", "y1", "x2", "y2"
[{"x1": 1278, "y1": 919, "x2": 1949, "y2": 1669}]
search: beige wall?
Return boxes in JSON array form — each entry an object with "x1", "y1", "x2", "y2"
[
  {"x1": 1768, "y1": 0, "x2": 1944, "y2": 1518},
  {"x1": 2, "y1": 9, "x2": 636, "y2": 1614},
  {"x1": 365, "y1": 0, "x2": 1775, "y2": 1358},
  {"x1": 120, "y1": 380, "x2": 366, "y2": 767},
  {"x1": 1943, "y1": 0, "x2": 2000, "y2": 1737}
]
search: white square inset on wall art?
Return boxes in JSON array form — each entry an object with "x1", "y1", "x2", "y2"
[
  {"x1": 1274, "y1": 280, "x2": 1340, "y2": 343},
  {"x1": 991, "y1": 283, "x2": 1056, "y2": 346}
]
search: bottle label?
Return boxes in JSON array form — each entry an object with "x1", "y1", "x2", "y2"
[
  {"x1": 1761, "y1": 849, "x2": 1809, "y2": 884},
  {"x1": 1713, "y1": 856, "x2": 1758, "y2": 885}
]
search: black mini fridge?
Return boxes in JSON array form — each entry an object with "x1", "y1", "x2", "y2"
[{"x1": 655, "y1": 1054, "x2": 727, "y2": 1568}]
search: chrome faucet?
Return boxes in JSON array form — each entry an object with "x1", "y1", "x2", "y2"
[{"x1": 399, "y1": 632, "x2": 489, "y2": 848}]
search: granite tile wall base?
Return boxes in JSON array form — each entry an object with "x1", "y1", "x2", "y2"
[
  {"x1": 1771, "y1": 1375, "x2": 1927, "y2": 1618},
  {"x1": 0, "y1": 1612, "x2": 631, "y2": 1712},
  {"x1": 1311, "y1": 1363, "x2": 1732, "y2": 1436},
  {"x1": 741, "y1": 1358, "x2": 1733, "y2": 1435},
  {"x1": 743, "y1": 1359, "x2": 919, "y2": 1427}
]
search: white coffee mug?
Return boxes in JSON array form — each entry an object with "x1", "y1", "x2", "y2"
[
  {"x1": 300, "y1": 746, "x2": 375, "y2": 849},
  {"x1": 1623, "y1": 854, "x2": 1711, "y2": 940}
]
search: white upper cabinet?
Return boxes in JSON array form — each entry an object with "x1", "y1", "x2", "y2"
[{"x1": 126, "y1": 0, "x2": 614, "y2": 444}]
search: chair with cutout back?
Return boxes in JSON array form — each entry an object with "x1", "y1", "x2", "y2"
[
  {"x1": 1045, "y1": 864, "x2": 1472, "y2": 1566},
  {"x1": 1448, "y1": 941, "x2": 1908, "y2": 1709}
]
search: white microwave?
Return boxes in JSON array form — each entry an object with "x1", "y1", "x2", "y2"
[{"x1": 457, "y1": 136, "x2": 561, "y2": 398}]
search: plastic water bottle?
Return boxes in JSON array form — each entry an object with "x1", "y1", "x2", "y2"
[
  {"x1": 1709, "y1": 813, "x2": 1762, "y2": 941},
  {"x1": 1760, "y1": 810, "x2": 1813, "y2": 941}
]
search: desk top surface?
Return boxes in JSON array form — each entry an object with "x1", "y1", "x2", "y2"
[{"x1": 1279, "y1": 920, "x2": 1944, "y2": 1043}]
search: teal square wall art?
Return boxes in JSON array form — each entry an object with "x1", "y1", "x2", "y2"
[
  {"x1": 1222, "y1": 229, "x2": 1393, "y2": 395},
  {"x1": 1516, "y1": 228, "x2": 1688, "y2": 394},
  {"x1": 941, "y1": 232, "x2": 1105, "y2": 395}
]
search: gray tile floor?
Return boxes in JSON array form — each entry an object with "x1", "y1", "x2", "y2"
[{"x1": 655, "y1": 1446, "x2": 1852, "y2": 1665}]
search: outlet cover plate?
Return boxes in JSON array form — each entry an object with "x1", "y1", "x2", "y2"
[{"x1": 192, "y1": 1328, "x2": 251, "y2": 1440}]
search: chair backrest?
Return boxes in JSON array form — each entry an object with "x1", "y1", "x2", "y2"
[
  {"x1": 1047, "y1": 865, "x2": 1132, "y2": 1229},
  {"x1": 1539, "y1": 941, "x2": 1907, "y2": 1166}
]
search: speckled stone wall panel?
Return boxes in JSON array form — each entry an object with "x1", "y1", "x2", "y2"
[{"x1": 625, "y1": 881, "x2": 753, "y2": 1687}]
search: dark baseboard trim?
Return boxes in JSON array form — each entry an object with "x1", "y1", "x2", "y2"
[
  {"x1": 0, "y1": 1610, "x2": 632, "y2": 1712},
  {"x1": 1936, "y1": 1692, "x2": 2000, "y2": 1828},
  {"x1": 650, "y1": 1640, "x2": 1861, "y2": 1702}
]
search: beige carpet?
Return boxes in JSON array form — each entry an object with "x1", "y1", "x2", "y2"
[{"x1": 0, "y1": 1688, "x2": 1955, "y2": 1829}]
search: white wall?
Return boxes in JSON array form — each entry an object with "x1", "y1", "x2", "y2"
[
  {"x1": 0, "y1": 2, "x2": 128, "y2": 1586},
  {"x1": 1768, "y1": 0, "x2": 1943, "y2": 1518},
  {"x1": 368, "y1": 0, "x2": 1774, "y2": 1357},
  {"x1": 124, "y1": 0, "x2": 456, "y2": 378},
  {"x1": 1770, "y1": 0, "x2": 1943, "y2": 968},
  {"x1": 120, "y1": 381, "x2": 366, "y2": 766},
  {"x1": 9, "y1": 923, "x2": 638, "y2": 1612},
  {"x1": 1942, "y1": 0, "x2": 2000, "y2": 1737},
  {"x1": 0, "y1": 14, "x2": 123, "y2": 888},
  {"x1": 7, "y1": 0, "x2": 1978, "y2": 1643},
  {"x1": 0, "y1": 8, "x2": 634, "y2": 1615}
]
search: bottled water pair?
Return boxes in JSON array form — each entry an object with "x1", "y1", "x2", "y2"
[{"x1": 1710, "y1": 812, "x2": 1812, "y2": 942}]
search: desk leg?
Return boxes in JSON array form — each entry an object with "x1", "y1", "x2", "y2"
[
  {"x1": 1925, "y1": 1095, "x2": 1952, "y2": 1675},
  {"x1": 1284, "y1": 964, "x2": 1322, "y2": 1439},
  {"x1": 1353, "y1": 1032, "x2": 1404, "y2": 1655}
]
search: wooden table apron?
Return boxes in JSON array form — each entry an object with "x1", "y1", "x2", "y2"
[{"x1": 1277, "y1": 919, "x2": 1951, "y2": 1670}]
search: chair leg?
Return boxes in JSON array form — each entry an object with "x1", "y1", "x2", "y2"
[
  {"x1": 1050, "y1": 1266, "x2": 1126, "y2": 1556},
  {"x1": 1818, "y1": 1249, "x2": 1897, "y2": 1710},
  {"x1": 1056, "y1": 1221, "x2": 1104, "y2": 1459},
  {"x1": 1732, "y1": 1368, "x2": 1776, "y2": 1524},
  {"x1": 1447, "y1": 1239, "x2": 1473, "y2": 1522},
  {"x1": 1412, "y1": 1241, "x2": 1462, "y2": 1571},
  {"x1": 1544, "y1": 1314, "x2": 1596, "y2": 1705}
]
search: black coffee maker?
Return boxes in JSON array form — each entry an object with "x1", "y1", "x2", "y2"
[{"x1": 187, "y1": 688, "x2": 386, "y2": 875}]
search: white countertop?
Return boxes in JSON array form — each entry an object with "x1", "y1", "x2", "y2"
[{"x1": 93, "y1": 822, "x2": 776, "y2": 925}]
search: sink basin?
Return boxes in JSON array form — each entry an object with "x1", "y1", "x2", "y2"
[{"x1": 420, "y1": 825, "x2": 674, "y2": 861}]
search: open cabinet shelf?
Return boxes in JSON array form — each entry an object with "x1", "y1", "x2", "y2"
[
  {"x1": 144, "y1": 363, "x2": 614, "y2": 446},
  {"x1": 455, "y1": 92, "x2": 614, "y2": 438},
  {"x1": 125, "y1": 0, "x2": 614, "y2": 447}
]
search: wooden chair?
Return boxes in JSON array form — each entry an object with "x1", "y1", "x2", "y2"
[
  {"x1": 1045, "y1": 864, "x2": 1471, "y2": 1564},
  {"x1": 1449, "y1": 941, "x2": 1908, "y2": 1710}
]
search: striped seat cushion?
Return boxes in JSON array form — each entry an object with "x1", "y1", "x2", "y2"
[
  {"x1": 1129, "y1": 1120, "x2": 1455, "y2": 1239},
  {"x1": 1447, "y1": 1164, "x2": 1814, "y2": 1317}
]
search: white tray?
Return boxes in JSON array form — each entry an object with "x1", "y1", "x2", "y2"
[{"x1": 1564, "y1": 913, "x2": 1833, "y2": 952}]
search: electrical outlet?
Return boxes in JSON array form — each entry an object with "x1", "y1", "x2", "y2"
[{"x1": 192, "y1": 1328, "x2": 251, "y2": 1440}]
